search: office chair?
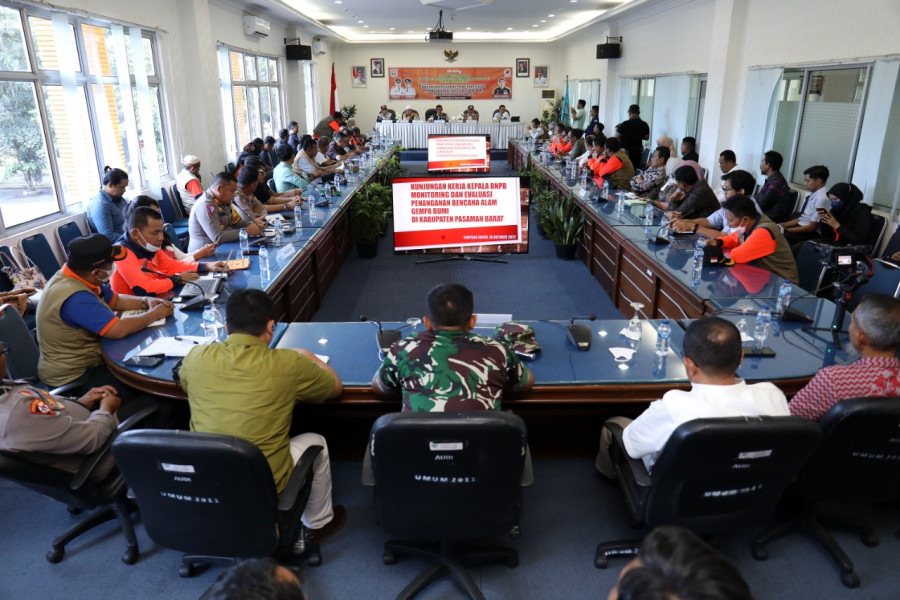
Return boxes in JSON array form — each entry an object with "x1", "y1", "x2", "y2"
[
  {"x1": 0, "y1": 406, "x2": 155, "y2": 564},
  {"x1": 159, "y1": 188, "x2": 190, "y2": 230},
  {"x1": 55, "y1": 221, "x2": 84, "y2": 257},
  {"x1": 424, "y1": 108, "x2": 437, "y2": 121},
  {"x1": 0, "y1": 245, "x2": 19, "y2": 292},
  {"x1": 268, "y1": 178, "x2": 277, "y2": 193},
  {"x1": 795, "y1": 241, "x2": 829, "y2": 295},
  {"x1": 167, "y1": 184, "x2": 189, "y2": 217},
  {"x1": 787, "y1": 189, "x2": 800, "y2": 215},
  {"x1": 880, "y1": 222, "x2": 900, "y2": 260},
  {"x1": 363, "y1": 411, "x2": 528, "y2": 600},
  {"x1": 596, "y1": 416, "x2": 821, "y2": 568},
  {"x1": 867, "y1": 213, "x2": 887, "y2": 253},
  {"x1": 19, "y1": 232, "x2": 61, "y2": 282},
  {"x1": 847, "y1": 258, "x2": 900, "y2": 311},
  {"x1": 112, "y1": 429, "x2": 323, "y2": 577},
  {"x1": 753, "y1": 396, "x2": 900, "y2": 588}
]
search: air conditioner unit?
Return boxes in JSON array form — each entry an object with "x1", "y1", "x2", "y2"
[
  {"x1": 243, "y1": 15, "x2": 270, "y2": 38},
  {"x1": 312, "y1": 38, "x2": 327, "y2": 56},
  {"x1": 541, "y1": 89, "x2": 557, "y2": 113}
]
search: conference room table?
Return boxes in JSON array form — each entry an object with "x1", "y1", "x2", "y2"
[{"x1": 376, "y1": 121, "x2": 525, "y2": 150}]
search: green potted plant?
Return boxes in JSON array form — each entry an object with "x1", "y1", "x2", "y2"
[
  {"x1": 351, "y1": 182, "x2": 391, "y2": 258},
  {"x1": 540, "y1": 97, "x2": 566, "y2": 127},
  {"x1": 541, "y1": 191, "x2": 583, "y2": 260},
  {"x1": 532, "y1": 189, "x2": 557, "y2": 239}
]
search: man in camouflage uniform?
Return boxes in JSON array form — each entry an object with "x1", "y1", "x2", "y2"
[{"x1": 371, "y1": 283, "x2": 534, "y2": 411}]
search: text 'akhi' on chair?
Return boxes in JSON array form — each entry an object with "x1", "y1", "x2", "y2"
[
  {"x1": 112, "y1": 429, "x2": 323, "y2": 577},
  {"x1": 363, "y1": 412, "x2": 530, "y2": 600},
  {"x1": 753, "y1": 397, "x2": 900, "y2": 588},
  {"x1": 596, "y1": 416, "x2": 821, "y2": 568},
  {"x1": 0, "y1": 407, "x2": 156, "y2": 565}
]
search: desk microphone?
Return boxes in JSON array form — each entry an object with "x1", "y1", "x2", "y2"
[
  {"x1": 360, "y1": 314, "x2": 401, "y2": 353},
  {"x1": 567, "y1": 314, "x2": 596, "y2": 351},
  {"x1": 141, "y1": 265, "x2": 207, "y2": 311},
  {"x1": 651, "y1": 223, "x2": 670, "y2": 246}
]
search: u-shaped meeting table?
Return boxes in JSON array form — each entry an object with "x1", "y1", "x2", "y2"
[{"x1": 102, "y1": 142, "x2": 857, "y2": 451}]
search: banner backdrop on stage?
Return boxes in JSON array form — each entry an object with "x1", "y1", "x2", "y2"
[{"x1": 388, "y1": 67, "x2": 513, "y2": 101}]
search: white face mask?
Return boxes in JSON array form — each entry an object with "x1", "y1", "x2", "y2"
[
  {"x1": 137, "y1": 231, "x2": 161, "y2": 253},
  {"x1": 96, "y1": 263, "x2": 116, "y2": 283},
  {"x1": 730, "y1": 225, "x2": 746, "y2": 236}
]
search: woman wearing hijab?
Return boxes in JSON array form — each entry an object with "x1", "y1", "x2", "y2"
[
  {"x1": 656, "y1": 136, "x2": 683, "y2": 178},
  {"x1": 812, "y1": 182, "x2": 871, "y2": 246}
]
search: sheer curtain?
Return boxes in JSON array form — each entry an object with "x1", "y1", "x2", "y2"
[
  {"x1": 739, "y1": 68, "x2": 782, "y2": 184},
  {"x1": 651, "y1": 75, "x2": 691, "y2": 147}
]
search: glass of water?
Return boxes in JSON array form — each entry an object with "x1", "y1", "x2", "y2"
[{"x1": 406, "y1": 317, "x2": 422, "y2": 333}]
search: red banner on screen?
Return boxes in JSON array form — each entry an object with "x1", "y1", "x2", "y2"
[
  {"x1": 394, "y1": 225, "x2": 520, "y2": 248},
  {"x1": 387, "y1": 67, "x2": 513, "y2": 101}
]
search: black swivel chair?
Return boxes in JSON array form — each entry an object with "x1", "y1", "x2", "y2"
[
  {"x1": 112, "y1": 429, "x2": 323, "y2": 576},
  {"x1": 424, "y1": 108, "x2": 437, "y2": 121},
  {"x1": 364, "y1": 412, "x2": 528, "y2": 600},
  {"x1": 753, "y1": 396, "x2": 900, "y2": 588},
  {"x1": 0, "y1": 407, "x2": 155, "y2": 564},
  {"x1": 847, "y1": 258, "x2": 900, "y2": 311},
  {"x1": 596, "y1": 416, "x2": 821, "y2": 568},
  {"x1": 796, "y1": 241, "x2": 829, "y2": 295}
]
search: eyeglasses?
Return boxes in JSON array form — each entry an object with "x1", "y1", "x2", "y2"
[{"x1": 722, "y1": 186, "x2": 734, "y2": 192}]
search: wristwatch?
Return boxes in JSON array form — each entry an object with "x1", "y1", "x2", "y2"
[{"x1": 141, "y1": 297, "x2": 149, "y2": 310}]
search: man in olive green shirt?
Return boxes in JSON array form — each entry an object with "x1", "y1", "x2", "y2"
[{"x1": 180, "y1": 289, "x2": 345, "y2": 538}]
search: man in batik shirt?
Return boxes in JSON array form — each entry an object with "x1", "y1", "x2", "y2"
[{"x1": 372, "y1": 283, "x2": 534, "y2": 412}]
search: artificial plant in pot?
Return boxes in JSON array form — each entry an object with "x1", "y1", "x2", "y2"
[
  {"x1": 541, "y1": 191, "x2": 584, "y2": 260},
  {"x1": 532, "y1": 189, "x2": 558, "y2": 239},
  {"x1": 351, "y1": 182, "x2": 391, "y2": 258}
]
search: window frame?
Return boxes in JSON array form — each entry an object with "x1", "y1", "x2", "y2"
[
  {"x1": 0, "y1": 2, "x2": 170, "y2": 233},
  {"x1": 219, "y1": 45, "x2": 284, "y2": 159}
]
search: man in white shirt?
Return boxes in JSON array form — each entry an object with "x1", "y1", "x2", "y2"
[
  {"x1": 528, "y1": 118, "x2": 544, "y2": 141},
  {"x1": 389, "y1": 78, "x2": 404, "y2": 99},
  {"x1": 715, "y1": 150, "x2": 738, "y2": 203},
  {"x1": 570, "y1": 99, "x2": 586, "y2": 131},
  {"x1": 294, "y1": 137, "x2": 336, "y2": 185},
  {"x1": 376, "y1": 105, "x2": 395, "y2": 122},
  {"x1": 782, "y1": 165, "x2": 830, "y2": 246},
  {"x1": 671, "y1": 170, "x2": 760, "y2": 239},
  {"x1": 492, "y1": 105, "x2": 511, "y2": 122},
  {"x1": 402, "y1": 78, "x2": 416, "y2": 98},
  {"x1": 595, "y1": 317, "x2": 790, "y2": 477}
]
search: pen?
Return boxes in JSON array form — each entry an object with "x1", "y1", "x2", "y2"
[{"x1": 174, "y1": 336, "x2": 200, "y2": 344}]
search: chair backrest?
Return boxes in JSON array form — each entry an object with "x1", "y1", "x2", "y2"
[
  {"x1": 641, "y1": 416, "x2": 821, "y2": 533},
  {"x1": 796, "y1": 241, "x2": 828, "y2": 294},
  {"x1": 170, "y1": 184, "x2": 188, "y2": 218},
  {"x1": 112, "y1": 429, "x2": 281, "y2": 558},
  {"x1": 55, "y1": 221, "x2": 84, "y2": 257},
  {"x1": 267, "y1": 178, "x2": 277, "y2": 193},
  {"x1": 0, "y1": 245, "x2": 18, "y2": 292},
  {"x1": 867, "y1": 213, "x2": 887, "y2": 252},
  {"x1": 848, "y1": 259, "x2": 900, "y2": 311},
  {"x1": 0, "y1": 304, "x2": 40, "y2": 380},
  {"x1": 369, "y1": 411, "x2": 527, "y2": 541},
  {"x1": 424, "y1": 108, "x2": 437, "y2": 121},
  {"x1": 880, "y1": 222, "x2": 900, "y2": 259},
  {"x1": 19, "y1": 233, "x2": 61, "y2": 282},
  {"x1": 158, "y1": 188, "x2": 179, "y2": 224},
  {"x1": 163, "y1": 223, "x2": 185, "y2": 253},
  {"x1": 788, "y1": 189, "x2": 800, "y2": 213},
  {"x1": 795, "y1": 396, "x2": 900, "y2": 504},
  {"x1": 0, "y1": 449, "x2": 108, "y2": 511}
]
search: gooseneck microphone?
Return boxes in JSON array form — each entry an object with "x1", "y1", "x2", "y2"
[
  {"x1": 567, "y1": 314, "x2": 596, "y2": 351},
  {"x1": 360, "y1": 314, "x2": 401, "y2": 353},
  {"x1": 141, "y1": 264, "x2": 207, "y2": 311}
]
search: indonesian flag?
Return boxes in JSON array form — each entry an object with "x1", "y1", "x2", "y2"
[{"x1": 329, "y1": 63, "x2": 338, "y2": 114}]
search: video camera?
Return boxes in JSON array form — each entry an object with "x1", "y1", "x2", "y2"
[{"x1": 810, "y1": 242, "x2": 871, "y2": 273}]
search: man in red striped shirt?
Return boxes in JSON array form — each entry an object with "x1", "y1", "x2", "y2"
[{"x1": 790, "y1": 293, "x2": 900, "y2": 421}]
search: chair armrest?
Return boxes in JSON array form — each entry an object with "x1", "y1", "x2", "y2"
[
  {"x1": 69, "y1": 406, "x2": 158, "y2": 490},
  {"x1": 278, "y1": 445, "x2": 323, "y2": 512},
  {"x1": 48, "y1": 382, "x2": 86, "y2": 397},
  {"x1": 608, "y1": 422, "x2": 652, "y2": 487}
]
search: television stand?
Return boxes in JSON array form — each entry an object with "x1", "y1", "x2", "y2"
[{"x1": 416, "y1": 254, "x2": 507, "y2": 265}]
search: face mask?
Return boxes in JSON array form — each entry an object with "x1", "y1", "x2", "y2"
[
  {"x1": 96, "y1": 263, "x2": 116, "y2": 283},
  {"x1": 731, "y1": 226, "x2": 746, "y2": 235},
  {"x1": 830, "y1": 200, "x2": 844, "y2": 211},
  {"x1": 138, "y1": 231, "x2": 161, "y2": 254}
]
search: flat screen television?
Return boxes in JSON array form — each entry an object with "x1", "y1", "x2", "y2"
[
  {"x1": 392, "y1": 175, "x2": 529, "y2": 255},
  {"x1": 427, "y1": 134, "x2": 491, "y2": 173}
]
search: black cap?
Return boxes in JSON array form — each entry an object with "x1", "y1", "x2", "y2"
[{"x1": 67, "y1": 234, "x2": 127, "y2": 270}]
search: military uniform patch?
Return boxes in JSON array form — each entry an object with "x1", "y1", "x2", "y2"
[{"x1": 20, "y1": 388, "x2": 62, "y2": 415}]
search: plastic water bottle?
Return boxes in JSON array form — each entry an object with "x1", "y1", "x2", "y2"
[
  {"x1": 309, "y1": 204, "x2": 318, "y2": 225},
  {"x1": 202, "y1": 305, "x2": 221, "y2": 341},
  {"x1": 325, "y1": 184, "x2": 333, "y2": 205},
  {"x1": 259, "y1": 244, "x2": 269, "y2": 277},
  {"x1": 655, "y1": 320, "x2": 671, "y2": 356},
  {"x1": 273, "y1": 216, "x2": 283, "y2": 246},
  {"x1": 736, "y1": 317, "x2": 750, "y2": 340},
  {"x1": 580, "y1": 167, "x2": 588, "y2": 189},
  {"x1": 334, "y1": 175, "x2": 342, "y2": 193},
  {"x1": 696, "y1": 235, "x2": 707, "y2": 250},
  {"x1": 775, "y1": 280, "x2": 792, "y2": 316},
  {"x1": 239, "y1": 228, "x2": 249, "y2": 256},
  {"x1": 603, "y1": 179, "x2": 610, "y2": 200},
  {"x1": 294, "y1": 203, "x2": 303, "y2": 229},
  {"x1": 644, "y1": 204, "x2": 654, "y2": 227},
  {"x1": 659, "y1": 213, "x2": 670, "y2": 238},
  {"x1": 754, "y1": 306, "x2": 772, "y2": 346}
]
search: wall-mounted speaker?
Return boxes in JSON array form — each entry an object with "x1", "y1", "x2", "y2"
[
  {"x1": 286, "y1": 44, "x2": 312, "y2": 61},
  {"x1": 596, "y1": 43, "x2": 621, "y2": 59}
]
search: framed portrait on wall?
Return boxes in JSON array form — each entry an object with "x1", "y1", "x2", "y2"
[
  {"x1": 371, "y1": 58, "x2": 385, "y2": 78},
  {"x1": 352, "y1": 66, "x2": 367, "y2": 88},
  {"x1": 516, "y1": 58, "x2": 529, "y2": 78},
  {"x1": 534, "y1": 66, "x2": 548, "y2": 87}
]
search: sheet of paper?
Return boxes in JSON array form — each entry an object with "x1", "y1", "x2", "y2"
[
  {"x1": 474, "y1": 313, "x2": 513, "y2": 327},
  {"x1": 137, "y1": 336, "x2": 211, "y2": 357},
  {"x1": 315, "y1": 354, "x2": 329, "y2": 364},
  {"x1": 121, "y1": 309, "x2": 165, "y2": 327}
]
